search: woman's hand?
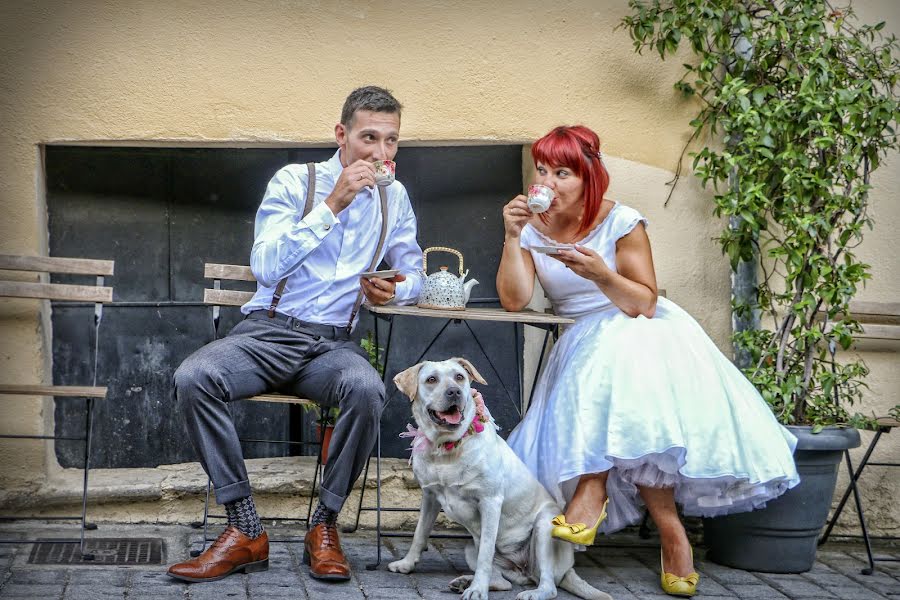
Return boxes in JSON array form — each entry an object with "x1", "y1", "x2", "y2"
[
  {"x1": 552, "y1": 245, "x2": 611, "y2": 283},
  {"x1": 502, "y1": 195, "x2": 532, "y2": 240}
]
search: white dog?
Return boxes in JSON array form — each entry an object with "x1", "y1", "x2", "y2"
[{"x1": 388, "y1": 358, "x2": 611, "y2": 600}]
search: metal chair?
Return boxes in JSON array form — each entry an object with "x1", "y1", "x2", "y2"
[{"x1": 0, "y1": 254, "x2": 114, "y2": 559}]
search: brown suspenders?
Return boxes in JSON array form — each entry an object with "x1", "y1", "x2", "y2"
[{"x1": 266, "y1": 161, "x2": 390, "y2": 332}]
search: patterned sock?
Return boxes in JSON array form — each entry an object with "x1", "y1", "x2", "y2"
[
  {"x1": 310, "y1": 502, "x2": 339, "y2": 527},
  {"x1": 224, "y1": 495, "x2": 264, "y2": 539}
]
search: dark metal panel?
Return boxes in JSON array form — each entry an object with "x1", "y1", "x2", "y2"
[
  {"x1": 46, "y1": 145, "x2": 523, "y2": 466},
  {"x1": 51, "y1": 305, "x2": 291, "y2": 468},
  {"x1": 168, "y1": 148, "x2": 297, "y2": 303},
  {"x1": 46, "y1": 147, "x2": 170, "y2": 302}
]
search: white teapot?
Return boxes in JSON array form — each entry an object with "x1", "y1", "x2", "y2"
[{"x1": 417, "y1": 247, "x2": 478, "y2": 310}]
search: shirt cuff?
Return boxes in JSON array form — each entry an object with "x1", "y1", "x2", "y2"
[
  {"x1": 304, "y1": 201, "x2": 339, "y2": 239},
  {"x1": 393, "y1": 279, "x2": 413, "y2": 305}
]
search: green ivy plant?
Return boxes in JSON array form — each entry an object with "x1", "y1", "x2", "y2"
[
  {"x1": 622, "y1": 1, "x2": 900, "y2": 427},
  {"x1": 360, "y1": 330, "x2": 385, "y2": 375}
]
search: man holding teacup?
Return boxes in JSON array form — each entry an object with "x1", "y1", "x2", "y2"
[{"x1": 167, "y1": 86, "x2": 424, "y2": 584}]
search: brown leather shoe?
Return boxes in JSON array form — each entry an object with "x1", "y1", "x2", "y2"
[
  {"x1": 167, "y1": 526, "x2": 269, "y2": 583},
  {"x1": 303, "y1": 523, "x2": 351, "y2": 581}
]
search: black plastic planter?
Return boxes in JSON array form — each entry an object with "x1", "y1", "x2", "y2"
[{"x1": 702, "y1": 426, "x2": 860, "y2": 573}]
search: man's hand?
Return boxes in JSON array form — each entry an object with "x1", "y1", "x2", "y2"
[
  {"x1": 361, "y1": 273, "x2": 407, "y2": 306},
  {"x1": 326, "y1": 160, "x2": 376, "y2": 215}
]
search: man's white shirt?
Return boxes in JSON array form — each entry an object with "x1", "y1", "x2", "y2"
[{"x1": 242, "y1": 150, "x2": 424, "y2": 328}]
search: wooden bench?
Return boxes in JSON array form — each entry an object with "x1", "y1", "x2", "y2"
[
  {"x1": 0, "y1": 254, "x2": 114, "y2": 559},
  {"x1": 847, "y1": 301, "x2": 900, "y2": 345},
  {"x1": 191, "y1": 263, "x2": 326, "y2": 555}
]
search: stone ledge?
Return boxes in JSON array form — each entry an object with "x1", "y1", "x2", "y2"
[{"x1": 0, "y1": 456, "x2": 428, "y2": 530}]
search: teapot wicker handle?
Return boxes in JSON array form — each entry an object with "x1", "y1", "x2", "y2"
[{"x1": 422, "y1": 246, "x2": 464, "y2": 276}]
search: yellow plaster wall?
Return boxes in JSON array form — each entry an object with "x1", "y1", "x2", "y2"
[{"x1": 0, "y1": 0, "x2": 897, "y2": 530}]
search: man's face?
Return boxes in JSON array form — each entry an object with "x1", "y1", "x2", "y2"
[{"x1": 335, "y1": 109, "x2": 401, "y2": 167}]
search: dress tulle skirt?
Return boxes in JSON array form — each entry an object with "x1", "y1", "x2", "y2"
[{"x1": 506, "y1": 297, "x2": 800, "y2": 534}]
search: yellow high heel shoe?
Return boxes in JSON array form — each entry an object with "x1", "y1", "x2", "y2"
[
  {"x1": 550, "y1": 499, "x2": 609, "y2": 546},
  {"x1": 660, "y1": 546, "x2": 699, "y2": 597}
]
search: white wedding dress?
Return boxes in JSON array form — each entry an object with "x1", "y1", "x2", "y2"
[{"x1": 506, "y1": 203, "x2": 800, "y2": 534}]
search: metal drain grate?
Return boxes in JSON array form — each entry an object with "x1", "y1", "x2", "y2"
[{"x1": 28, "y1": 538, "x2": 164, "y2": 565}]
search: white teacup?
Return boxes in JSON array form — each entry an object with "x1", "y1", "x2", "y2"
[
  {"x1": 527, "y1": 184, "x2": 554, "y2": 213},
  {"x1": 374, "y1": 160, "x2": 396, "y2": 187}
]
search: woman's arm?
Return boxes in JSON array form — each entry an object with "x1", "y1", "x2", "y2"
[
  {"x1": 497, "y1": 195, "x2": 537, "y2": 311},
  {"x1": 553, "y1": 222, "x2": 658, "y2": 318},
  {"x1": 605, "y1": 223, "x2": 658, "y2": 318},
  {"x1": 497, "y1": 239, "x2": 536, "y2": 312}
]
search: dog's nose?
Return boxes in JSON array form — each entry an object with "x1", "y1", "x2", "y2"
[{"x1": 444, "y1": 386, "x2": 462, "y2": 400}]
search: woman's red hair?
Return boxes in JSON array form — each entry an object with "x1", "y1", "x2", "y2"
[{"x1": 531, "y1": 125, "x2": 610, "y2": 237}]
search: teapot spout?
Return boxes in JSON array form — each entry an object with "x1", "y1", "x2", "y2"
[{"x1": 463, "y1": 279, "x2": 479, "y2": 304}]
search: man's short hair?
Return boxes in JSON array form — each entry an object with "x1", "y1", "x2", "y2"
[{"x1": 341, "y1": 86, "x2": 403, "y2": 128}]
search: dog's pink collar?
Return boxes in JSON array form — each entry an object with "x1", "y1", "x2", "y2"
[{"x1": 400, "y1": 389, "x2": 495, "y2": 462}]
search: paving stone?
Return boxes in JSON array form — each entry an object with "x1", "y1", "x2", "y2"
[
  {"x1": 580, "y1": 581, "x2": 638, "y2": 599},
  {"x1": 240, "y1": 567, "x2": 302, "y2": 587},
  {"x1": 411, "y1": 571, "x2": 458, "y2": 590},
  {"x1": 66, "y1": 569, "x2": 130, "y2": 586},
  {"x1": 133, "y1": 571, "x2": 186, "y2": 587},
  {"x1": 297, "y1": 574, "x2": 365, "y2": 600},
  {"x1": 757, "y1": 574, "x2": 837, "y2": 597},
  {"x1": 131, "y1": 589, "x2": 187, "y2": 600},
  {"x1": 362, "y1": 588, "x2": 424, "y2": 600},
  {"x1": 8, "y1": 570, "x2": 68, "y2": 585},
  {"x1": 724, "y1": 584, "x2": 789, "y2": 599},
  {"x1": 0, "y1": 583, "x2": 64, "y2": 597},
  {"x1": 357, "y1": 568, "x2": 419, "y2": 589},
  {"x1": 63, "y1": 586, "x2": 125, "y2": 599},
  {"x1": 701, "y1": 562, "x2": 765, "y2": 585},
  {"x1": 247, "y1": 583, "x2": 307, "y2": 598},
  {"x1": 609, "y1": 565, "x2": 660, "y2": 594},
  {"x1": 812, "y1": 587, "x2": 890, "y2": 600},
  {"x1": 186, "y1": 584, "x2": 248, "y2": 600},
  {"x1": 841, "y1": 570, "x2": 900, "y2": 596}
]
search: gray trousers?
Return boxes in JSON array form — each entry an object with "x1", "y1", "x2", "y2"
[{"x1": 174, "y1": 311, "x2": 384, "y2": 513}]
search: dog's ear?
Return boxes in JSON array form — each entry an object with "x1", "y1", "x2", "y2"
[
  {"x1": 393, "y1": 363, "x2": 424, "y2": 401},
  {"x1": 452, "y1": 357, "x2": 487, "y2": 385}
]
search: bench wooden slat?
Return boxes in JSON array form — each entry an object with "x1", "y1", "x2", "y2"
[
  {"x1": 205, "y1": 263, "x2": 256, "y2": 282},
  {"x1": 0, "y1": 281, "x2": 113, "y2": 303},
  {"x1": 248, "y1": 394, "x2": 315, "y2": 406},
  {"x1": 204, "y1": 288, "x2": 254, "y2": 306},
  {"x1": 849, "y1": 301, "x2": 900, "y2": 325},
  {"x1": 0, "y1": 384, "x2": 107, "y2": 398},
  {"x1": 857, "y1": 323, "x2": 900, "y2": 341},
  {"x1": 0, "y1": 255, "x2": 114, "y2": 276}
]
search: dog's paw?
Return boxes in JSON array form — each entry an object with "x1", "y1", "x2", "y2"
[
  {"x1": 461, "y1": 586, "x2": 489, "y2": 600},
  {"x1": 387, "y1": 558, "x2": 416, "y2": 574},
  {"x1": 448, "y1": 574, "x2": 473, "y2": 593},
  {"x1": 516, "y1": 588, "x2": 556, "y2": 600}
]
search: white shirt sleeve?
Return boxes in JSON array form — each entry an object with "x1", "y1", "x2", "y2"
[
  {"x1": 383, "y1": 188, "x2": 424, "y2": 305},
  {"x1": 249, "y1": 165, "x2": 339, "y2": 288}
]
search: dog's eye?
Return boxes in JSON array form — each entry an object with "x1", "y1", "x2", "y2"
[
  {"x1": 426, "y1": 376, "x2": 437, "y2": 384},
  {"x1": 455, "y1": 373, "x2": 464, "y2": 381}
]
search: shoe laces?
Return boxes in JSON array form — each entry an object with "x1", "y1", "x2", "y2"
[
  {"x1": 209, "y1": 527, "x2": 236, "y2": 551},
  {"x1": 320, "y1": 524, "x2": 340, "y2": 550}
]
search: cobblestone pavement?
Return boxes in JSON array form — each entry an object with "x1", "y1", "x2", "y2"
[{"x1": 0, "y1": 523, "x2": 897, "y2": 599}]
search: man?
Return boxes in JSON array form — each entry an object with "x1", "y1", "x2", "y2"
[{"x1": 167, "y1": 86, "x2": 423, "y2": 583}]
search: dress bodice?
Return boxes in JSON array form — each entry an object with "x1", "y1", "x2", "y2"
[{"x1": 519, "y1": 202, "x2": 648, "y2": 319}]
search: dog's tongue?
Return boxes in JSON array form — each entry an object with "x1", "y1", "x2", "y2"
[{"x1": 437, "y1": 407, "x2": 462, "y2": 425}]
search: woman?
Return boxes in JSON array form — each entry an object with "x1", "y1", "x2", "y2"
[{"x1": 498, "y1": 125, "x2": 799, "y2": 597}]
